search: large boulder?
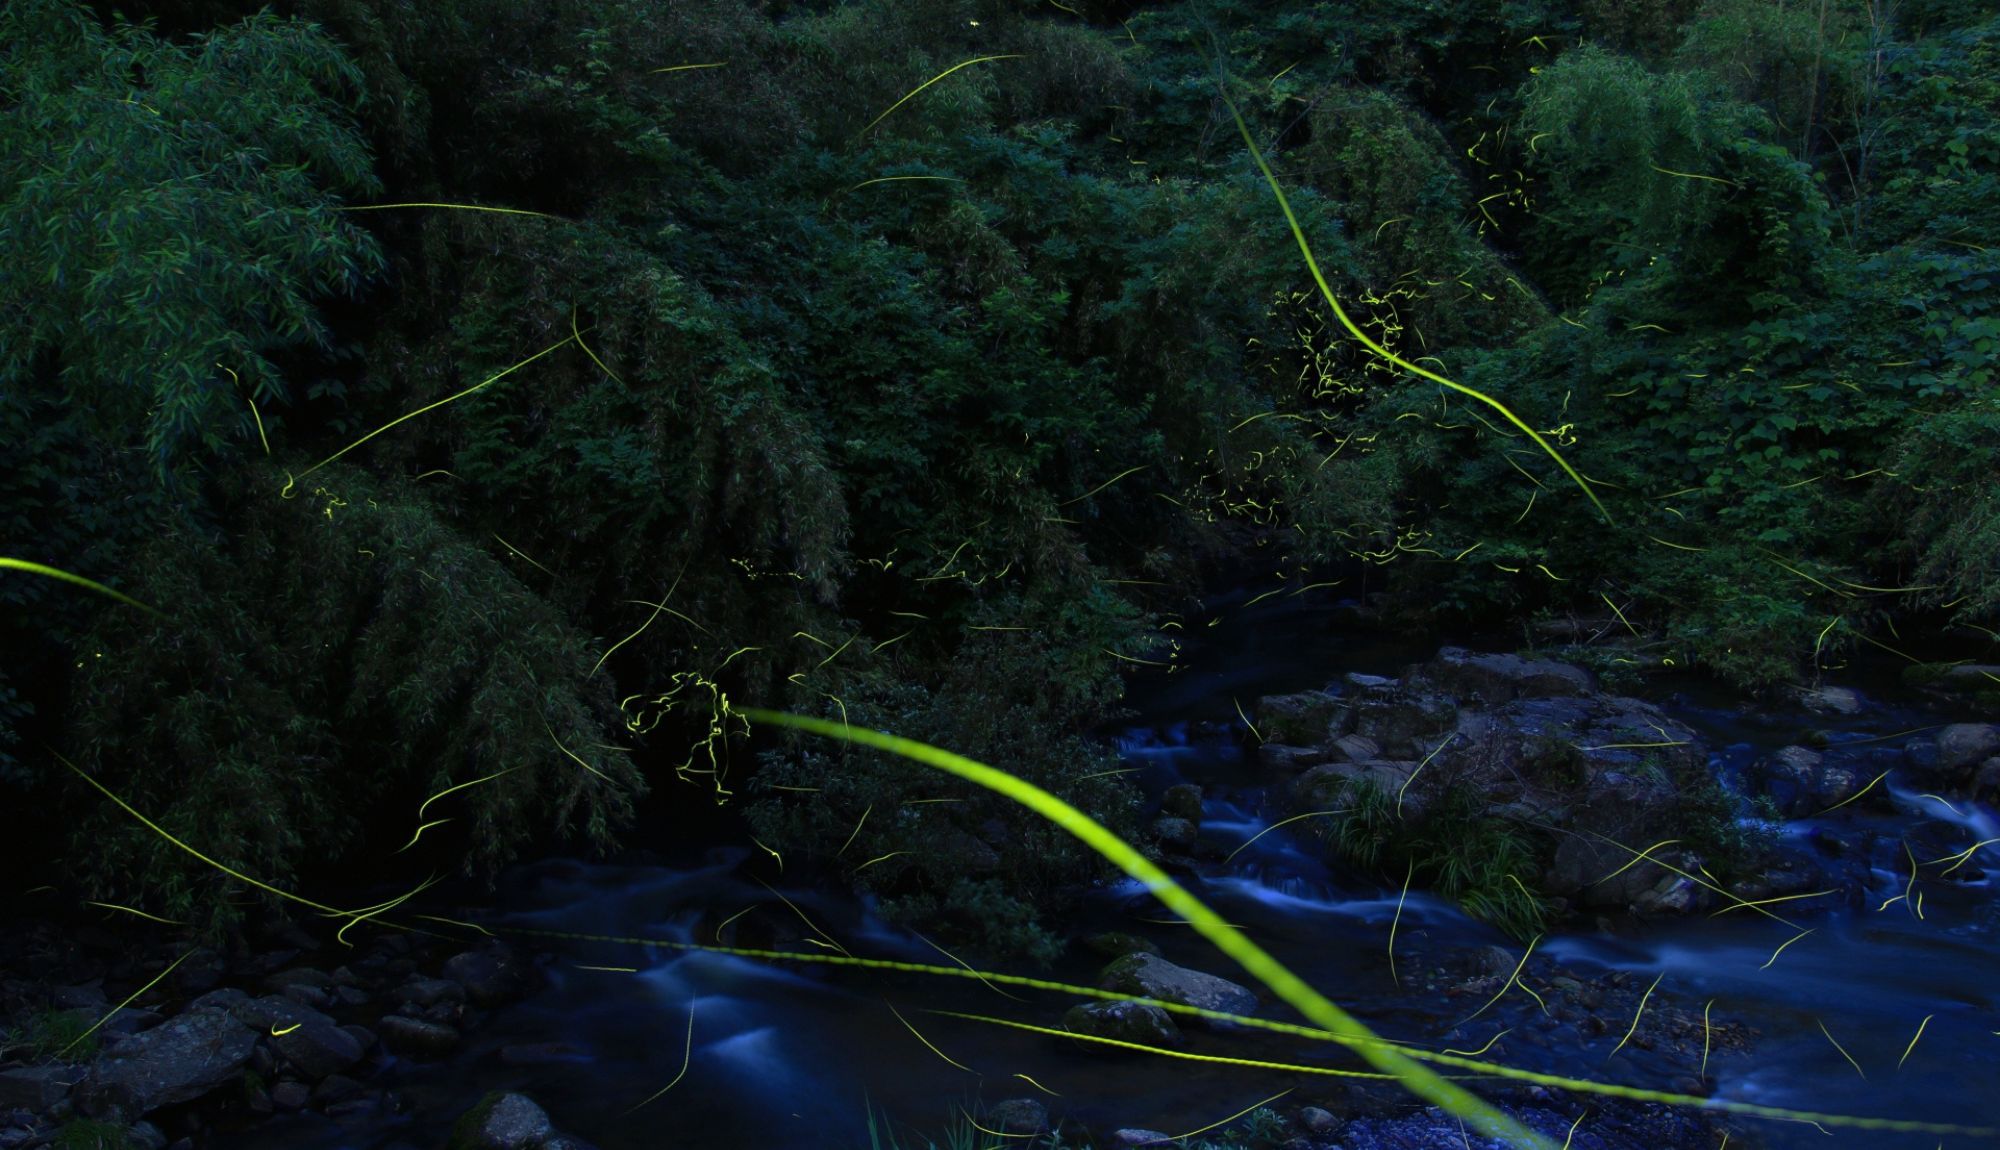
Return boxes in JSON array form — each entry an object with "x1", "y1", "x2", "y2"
[
  {"x1": 442, "y1": 943, "x2": 541, "y2": 1008},
  {"x1": 1935, "y1": 724, "x2": 2000, "y2": 784},
  {"x1": 1545, "y1": 838, "x2": 1697, "y2": 912},
  {"x1": 1347, "y1": 691, "x2": 1458, "y2": 759},
  {"x1": 75, "y1": 1006, "x2": 256, "y2": 1119},
  {"x1": 984, "y1": 1099, "x2": 1049, "y2": 1136},
  {"x1": 1749, "y1": 745, "x2": 1862, "y2": 817},
  {"x1": 450, "y1": 1091, "x2": 554, "y2": 1150},
  {"x1": 1062, "y1": 1001, "x2": 1182, "y2": 1048},
  {"x1": 1253, "y1": 691, "x2": 1344, "y2": 745},
  {"x1": 1409, "y1": 646, "x2": 1595, "y2": 704},
  {"x1": 226, "y1": 995, "x2": 363, "y2": 1080},
  {"x1": 1098, "y1": 953, "x2": 1256, "y2": 1019},
  {"x1": 377, "y1": 1015, "x2": 460, "y2": 1059}
]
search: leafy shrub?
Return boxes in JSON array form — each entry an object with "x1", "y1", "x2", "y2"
[
  {"x1": 64, "y1": 464, "x2": 644, "y2": 934},
  {"x1": 746, "y1": 673, "x2": 1142, "y2": 964},
  {"x1": 0, "y1": 0, "x2": 386, "y2": 482}
]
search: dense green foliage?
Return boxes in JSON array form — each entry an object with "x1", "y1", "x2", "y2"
[{"x1": 1, "y1": 0, "x2": 1996, "y2": 946}]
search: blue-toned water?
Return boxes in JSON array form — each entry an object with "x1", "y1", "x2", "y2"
[{"x1": 245, "y1": 591, "x2": 2000, "y2": 1149}]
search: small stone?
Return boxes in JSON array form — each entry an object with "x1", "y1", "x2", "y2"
[
  {"x1": 339, "y1": 1024, "x2": 377, "y2": 1053},
  {"x1": 312, "y1": 1074, "x2": 364, "y2": 1106},
  {"x1": 450, "y1": 1091, "x2": 552, "y2": 1150},
  {"x1": 126, "y1": 1121, "x2": 167, "y2": 1150},
  {"x1": 442, "y1": 945, "x2": 540, "y2": 1008},
  {"x1": 1150, "y1": 816, "x2": 1198, "y2": 851},
  {"x1": 985, "y1": 1099, "x2": 1047, "y2": 1135},
  {"x1": 1298, "y1": 1106, "x2": 1339, "y2": 1135},
  {"x1": 1111, "y1": 1130, "x2": 1173, "y2": 1148},
  {"x1": 393, "y1": 977, "x2": 466, "y2": 1008},
  {"x1": 1062, "y1": 1000, "x2": 1181, "y2": 1048},
  {"x1": 1796, "y1": 685, "x2": 1864, "y2": 715},
  {"x1": 264, "y1": 968, "x2": 334, "y2": 992},
  {"x1": 271, "y1": 1081, "x2": 311, "y2": 1110},
  {"x1": 1099, "y1": 953, "x2": 1256, "y2": 1019}
]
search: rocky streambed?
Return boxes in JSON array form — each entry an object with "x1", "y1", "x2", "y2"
[{"x1": 5, "y1": 628, "x2": 1998, "y2": 1149}]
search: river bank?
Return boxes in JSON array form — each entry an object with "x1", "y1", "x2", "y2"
[{"x1": 4, "y1": 594, "x2": 1997, "y2": 1149}]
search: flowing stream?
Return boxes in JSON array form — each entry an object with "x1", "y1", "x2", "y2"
[{"x1": 250, "y1": 590, "x2": 2000, "y2": 1149}]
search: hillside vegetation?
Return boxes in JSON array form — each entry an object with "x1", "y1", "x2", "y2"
[{"x1": 2, "y1": 0, "x2": 1995, "y2": 953}]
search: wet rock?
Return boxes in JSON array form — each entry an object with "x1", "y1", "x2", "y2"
[
  {"x1": 541, "y1": 1138, "x2": 601, "y2": 1150},
  {"x1": 985, "y1": 1099, "x2": 1047, "y2": 1135},
  {"x1": 340, "y1": 1024, "x2": 377, "y2": 1053},
  {"x1": 169, "y1": 951, "x2": 227, "y2": 996},
  {"x1": 1749, "y1": 745, "x2": 1861, "y2": 817},
  {"x1": 1254, "y1": 691, "x2": 1344, "y2": 745},
  {"x1": 1298, "y1": 1106, "x2": 1340, "y2": 1135},
  {"x1": 442, "y1": 943, "x2": 540, "y2": 1008},
  {"x1": 1937, "y1": 664, "x2": 2000, "y2": 692},
  {"x1": 1099, "y1": 953, "x2": 1256, "y2": 1019},
  {"x1": 1150, "y1": 816, "x2": 1198, "y2": 852},
  {"x1": 376, "y1": 1016, "x2": 460, "y2": 1060},
  {"x1": 125, "y1": 1120, "x2": 167, "y2": 1150},
  {"x1": 1935, "y1": 724, "x2": 2000, "y2": 783},
  {"x1": 264, "y1": 968, "x2": 334, "y2": 994},
  {"x1": 1631, "y1": 873, "x2": 1704, "y2": 915},
  {"x1": 1160, "y1": 783, "x2": 1204, "y2": 823},
  {"x1": 449, "y1": 1091, "x2": 553, "y2": 1150},
  {"x1": 49, "y1": 985, "x2": 107, "y2": 1012},
  {"x1": 1110, "y1": 1129, "x2": 1172, "y2": 1147},
  {"x1": 1974, "y1": 757, "x2": 2000, "y2": 802},
  {"x1": 1327, "y1": 733, "x2": 1383, "y2": 763},
  {"x1": 1795, "y1": 685, "x2": 1864, "y2": 715},
  {"x1": 1545, "y1": 838, "x2": 1688, "y2": 910},
  {"x1": 1343, "y1": 672, "x2": 1397, "y2": 690},
  {"x1": 270, "y1": 1081, "x2": 310, "y2": 1110},
  {"x1": 392, "y1": 977, "x2": 466, "y2": 1008},
  {"x1": 226, "y1": 995, "x2": 363, "y2": 1080},
  {"x1": 312, "y1": 1074, "x2": 365, "y2": 1107},
  {"x1": 1348, "y1": 690, "x2": 1458, "y2": 760},
  {"x1": 1410, "y1": 646, "x2": 1595, "y2": 704},
  {"x1": 1905, "y1": 738, "x2": 1940, "y2": 773},
  {"x1": 1292, "y1": 760, "x2": 1418, "y2": 811},
  {"x1": 1256, "y1": 743, "x2": 1327, "y2": 773},
  {"x1": 74, "y1": 1006, "x2": 255, "y2": 1119},
  {"x1": 0, "y1": 1066, "x2": 74, "y2": 1111},
  {"x1": 1062, "y1": 1001, "x2": 1182, "y2": 1048}
]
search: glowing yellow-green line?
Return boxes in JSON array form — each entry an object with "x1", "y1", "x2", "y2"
[
  {"x1": 0, "y1": 558, "x2": 159, "y2": 615},
  {"x1": 296, "y1": 332, "x2": 581, "y2": 481},
  {"x1": 61, "y1": 951, "x2": 192, "y2": 1057},
  {"x1": 857, "y1": 56, "x2": 1023, "y2": 139},
  {"x1": 336, "y1": 201, "x2": 559, "y2": 218},
  {"x1": 626, "y1": 1003, "x2": 696, "y2": 1113},
  {"x1": 738, "y1": 708, "x2": 1553, "y2": 1148},
  {"x1": 1220, "y1": 89, "x2": 1608, "y2": 524}
]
